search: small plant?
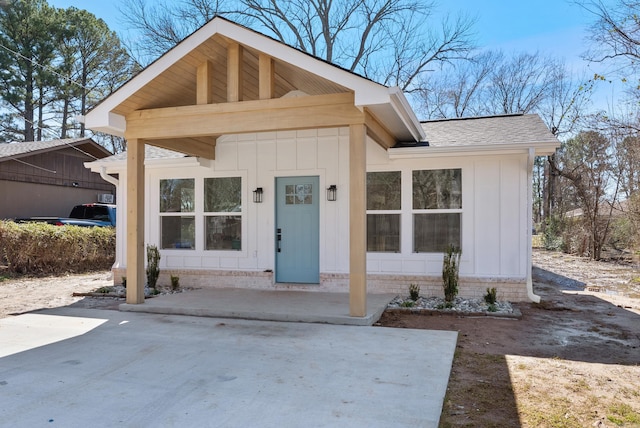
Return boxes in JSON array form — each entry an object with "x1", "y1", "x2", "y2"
[
  {"x1": 409, "y1": 283, "x2": 420, "y2": 301},
  {"x1": 96, "y1": 286, "x2": 111, "y2": 294},
  {"x1": 401, "y1": 300, "x2": 415, "y2": 308},
  {"x1": 487, "y1": 304, "x2": 497, "y2": 312},
  {"x1": 442, "y1": 244, "x2": 461, "y2": 303},
  {"x1": 170, "y1": 275, "x2": 180, "y2": 291},
  {"x1": 543, "y1": 215, "x2": 564, "y2": 251},
  {"x1": 146, "y1": 244, "x2": 160, "y2": 289},
  {"x1": 484, "y1": 287, "x2": 497, "y2": 304}
]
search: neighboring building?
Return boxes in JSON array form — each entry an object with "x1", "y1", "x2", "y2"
[
  {"x1": 84, "y1": 17, "x2": 559, "y2": 315},
  {"x1": 0, "y1": 138, "x2": 114, "y2": 219}
]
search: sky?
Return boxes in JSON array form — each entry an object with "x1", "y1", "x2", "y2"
[{"x1": 47, "y1": 0, "x2": 621, "y2": 109}]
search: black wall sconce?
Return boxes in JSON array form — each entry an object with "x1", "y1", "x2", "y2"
[
  {"x1": 253, "y1": 187, "x2": 263, "y2": 203},
  {"x1": 326, "y1": 184, "x2": 337, "y2": 201}
]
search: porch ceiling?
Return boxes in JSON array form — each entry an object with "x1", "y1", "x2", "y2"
[{"x1": 112, "y1": 34, "x2": 349, "y2": 118}]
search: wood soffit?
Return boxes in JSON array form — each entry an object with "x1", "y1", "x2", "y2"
[
  {"x1": 112, "y1": 34, "x2": 349, "y2": 117},
  {"x1": 116, "y1": 34, "x2": 398, "y2": 157}
]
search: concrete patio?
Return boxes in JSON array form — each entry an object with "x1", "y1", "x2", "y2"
[
  {"x1": 119, "y1": 288, "x2": 397, "y2": 326},
  {"x1": 0, "y1": 307, "x2": 457, "y2": 427}
]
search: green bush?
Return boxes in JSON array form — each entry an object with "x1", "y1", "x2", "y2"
[
  {"x1": 442, "y1": 244, "x2": 461, "y2": 303},
  {"x1": 484, "y1": 287, "x2": 497, "y2": 304},
  {"x1": 0, "y1": 221, "x2": 115, "y2": 275},
  {"x1": 543, "y1": 216, "x2": 564, "y2": 251},
  {"x1": 146, "y1": 244, "x2": 160, "y2": 288},
  {"x1": 409, "y1": 283, "x2": 420, "y2": 301},
  {"x1": 170, "y1": 275, "x2": 180, "y2": 291}
]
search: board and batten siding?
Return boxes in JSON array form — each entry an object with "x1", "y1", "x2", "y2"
[
  {"x1": 139, "y1": 127, "x2": 351, "y2": 278},
  {"x1": 112, "y1": 127, "x2": 531, "y2": 299},
  {"x1": 366, "y1": 142, "x2": 528, "y2": 280},
  {"x1": 366, "y1": 140, "x2": 530, "y2": 300}
]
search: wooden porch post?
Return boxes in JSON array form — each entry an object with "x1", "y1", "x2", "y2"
[
  {"x1": 126, "y1": 138, "x2": 145, "y2": 304},
  {"x1": 349, "y1": 123, "x2": 367, "y2": 317}
]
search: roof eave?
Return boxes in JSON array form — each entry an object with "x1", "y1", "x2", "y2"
[
  {"x1": 388, "y1": 141, "x2": 560, "y2": 159},
  {"x1": 85, "y1": 155, "x2": 205, "y2": 173}
]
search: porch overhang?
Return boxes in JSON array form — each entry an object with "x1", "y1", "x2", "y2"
[{"x1": 82, "y1": 17, "x2": 426, "y2": 318}]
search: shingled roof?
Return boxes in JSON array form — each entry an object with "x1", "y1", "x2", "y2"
[
  {"x1": 0, "y1": 138, "x2": 112, "y2": 161},
  {"x1": 95, "y1": 146, "x2": 187, "y2": 163},
  {"x1": 420, "y1": 113, "x2": 558, "y2": 147}
]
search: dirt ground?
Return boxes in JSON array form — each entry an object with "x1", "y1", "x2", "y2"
[
  {"x1": 379, "y1": 250, "x2": 640, "y2": 427},
  {"x1": 1, "y1": 250, "x2": 640, "y2": 427},
  {"x1": 0, "y1": 271, "x2": 118, "y2": 318}
]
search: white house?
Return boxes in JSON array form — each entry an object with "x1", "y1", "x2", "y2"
[{"x1": 84, "y1": 17, "x2": 559, "y2": 317}]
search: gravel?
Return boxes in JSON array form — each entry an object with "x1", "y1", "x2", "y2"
[{"x1": 387, "y1": 295, "x2": 515, "y2": 315}]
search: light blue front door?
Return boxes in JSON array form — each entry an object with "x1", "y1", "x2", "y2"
[{"x1": 275, "y1": 176, "x2": 320, "y2": 283}]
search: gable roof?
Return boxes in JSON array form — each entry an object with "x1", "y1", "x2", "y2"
[
  {"x1": 83, "y1": 16, "x2": 424, "y2": 142},
  {"x1": 0, "y1": 138, "x2": 112, "y2": 162}
]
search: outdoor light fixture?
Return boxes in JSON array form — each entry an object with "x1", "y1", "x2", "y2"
[
  {"x1": 327, "y1": 184, "x2": 337, "y2": 201},
  {"x1": 253, "y1": 187, "x2": 263, "y2": 203}
]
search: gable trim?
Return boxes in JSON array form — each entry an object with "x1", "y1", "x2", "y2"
[{"x1": 84, "y1": 17, "x2": 423, "y2": 142}]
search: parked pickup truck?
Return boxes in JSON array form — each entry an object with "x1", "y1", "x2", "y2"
[{"x1": 16, "y1": 203, "x2": 116, "y2": 227}]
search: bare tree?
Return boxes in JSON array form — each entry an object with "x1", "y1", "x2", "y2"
[
  {"x1": 419, "y1": 50, "x2": 497, "y2": 118},
  {"x1": 485, "y1": 52, "x2": 558, "y2": 115},
  {"x1": 577, "y1": 0, "x2": 640, "y2": 73},
  {"x1": 120, "y1": 0, "x2": 475, "y2": 92},
  {"x1": 551, "y1": 130, "x2": 620, "y2": 260}
]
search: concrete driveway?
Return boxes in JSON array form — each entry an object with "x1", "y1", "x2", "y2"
[{"x1": 0, "y1": 308, "x2": 457, "y2": 427}]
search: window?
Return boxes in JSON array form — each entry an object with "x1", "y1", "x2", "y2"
[
  {"x1": 413, "y1": 169, "x2": 462, "y2": 252},
  {"x1": 285, "y1": 184, "x2": 313, "y2": 205},
  {"x1": 366, "y1": 171, "x2": 401, "y2": 252},
  {"x1": 160, "y1": 179, "x2": 195, "y2": 249},
  {"x1": 204, "y1": 177, "x2": 242, "y2": 250}
]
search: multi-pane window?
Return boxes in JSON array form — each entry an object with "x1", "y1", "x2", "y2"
[
  {"x1": 285, "y1": 184, "x2": 313, "y2": 205},
  {"x1": 366, "y1": 171, "x2": 401, "y2": 252},
  {"x1": 413, "y1": 169, "x2": 462, "y2": 252},
  {"x1": 204, "y1": 177, "x2": 242, "y2": 251},
  {"x1": 160, "y1": 179, "x2": 195, "y2": 249}
]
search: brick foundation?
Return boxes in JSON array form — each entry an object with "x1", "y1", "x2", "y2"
[{"x1": 112, "y1": 268, "x2": 529, "y2": 301}]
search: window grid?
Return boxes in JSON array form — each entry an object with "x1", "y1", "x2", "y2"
[{"x1": 412, "y1": 169, "x2": 462, "y2": 253}]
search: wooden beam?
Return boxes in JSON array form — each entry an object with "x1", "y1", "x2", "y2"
[
  {"x1": 365, "y1": 109, "x2": 396, "y2": 149},
  {"x1": 258, "y1": 53, "x2": 274, "y2": 100},
  {"x1": 125, "y1": 93, "x2": 363, "y2": 140},
  {"x1": 126, "y1": 138, "x2": 145, "y2": 304},
  {"x1": 227, "y1": 43, "x2": 243, "y2": 102},
  {"x1": 146, "y1": 137, "x2": 216, "y2": 160},
  {"x1": 196, "y1": 60, "x2": 214, "y2": 105},
  {"x1": 349, "y1": 123, "x2": 367, "y2": 317}
]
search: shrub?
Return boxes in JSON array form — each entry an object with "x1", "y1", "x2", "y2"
[
  {"x1": 484, "y1": 287, "x2": 497, "y2": 304},
  {"x1": 442, "y1": 244, "x2": 461, "y2": 303},
  {"x1": 170, "y1": 275, "x2": 180, "y2": 291},
  {"x1": 146, "y1": 244, "x2": 160, "y2": 288},
  {"x1": 543, "y1": 216, "x2": 564, "y2": 251},
  {"x1": 0, "y1": 221, "x2": 115, "y2": 275},
  {"x1": 409, "y1": 283, "x2": 420, "y2": 301}
]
